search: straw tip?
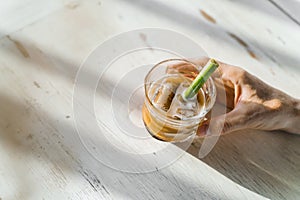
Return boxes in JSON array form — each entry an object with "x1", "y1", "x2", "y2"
[{"x1": 209, "y1": 58, "x2": 218, "y2": 65}]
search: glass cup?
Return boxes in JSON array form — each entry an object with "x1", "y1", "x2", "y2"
[{"x1": 142, "y1": 59, "x2": 216, "y2": 142}]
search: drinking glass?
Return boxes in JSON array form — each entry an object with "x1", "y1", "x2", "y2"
[{"x1": 142, "y1": 59, "x2": 216, "y2": 142}]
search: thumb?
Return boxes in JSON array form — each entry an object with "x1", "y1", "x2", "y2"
[{"x1": 197, "y1": 108, "x2": 246, "y2": 137}]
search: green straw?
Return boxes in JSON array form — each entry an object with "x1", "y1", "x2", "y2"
[{"x1": 183, "y1": 59, "x2": 219, "y2": 99}]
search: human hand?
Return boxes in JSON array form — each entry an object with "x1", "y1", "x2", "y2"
[{"x1": 168, "y1": 58, "x2": 300, "y2": 136}]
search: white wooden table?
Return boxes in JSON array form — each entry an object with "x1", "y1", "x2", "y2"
[{"x1": 0, "y1": 0, "x2": 299, "y2": 199}]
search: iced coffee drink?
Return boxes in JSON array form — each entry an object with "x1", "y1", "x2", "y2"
[{"x1": 143, "y1": 59, "x2": 218, "y2": 142}]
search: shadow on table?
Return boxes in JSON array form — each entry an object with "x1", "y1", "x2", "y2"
[{"x1": 187, "y1": 129, "x2": 300, "y2": 200}]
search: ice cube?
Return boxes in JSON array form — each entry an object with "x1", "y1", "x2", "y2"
[
  {"x1": 168, "y1": 83, "x2": 199, "y2": 119},
  {"x1": 152, "y1": 77, "x2": 181, "y2": 111}
]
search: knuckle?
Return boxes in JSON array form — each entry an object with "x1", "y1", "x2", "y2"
[{"x1": 236, "y1": 68, "x2": 247, "y2": 79}]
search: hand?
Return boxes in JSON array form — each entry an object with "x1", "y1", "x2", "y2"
[{"x1": 168, "y1": 58, "x2": 300, "y2": 136}]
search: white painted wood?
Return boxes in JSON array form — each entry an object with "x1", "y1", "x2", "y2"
[
  {"x1": 0, "y1": 0, "x2": 68, "y2": 38},
  {"x1": 271, "y1": 0, "x2": 300, "y2": 25},
  {"x1": 0, "y1": 0, "x2": 299, "y2": 199}
]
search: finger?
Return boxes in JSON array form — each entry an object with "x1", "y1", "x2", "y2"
[
  {"x1": 167, "y1": 57, "x2": 220, "y2": 80},
  {"x1": 166, "y1": 62, "x2": 199, "y2": 79},
  {"x1": 167, "y1": 56, "x2": 210, "y2": 72},
  {"x1": 197, "y1": 107, "x2": 247, "y2": 137},
  {"x1": 214, "y1": 77, "x2": 235, "y2": 109},
  {"x1": 197, "y1": 119, "x2": 210, "y2": 136},
  {"x1": 188, "y1": 57, "x2": 210, "y2": 68}
]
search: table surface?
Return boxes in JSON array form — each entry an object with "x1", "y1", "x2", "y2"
[{"x1": 0, "y1": 0, "x2": 300, "y2": 199}]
